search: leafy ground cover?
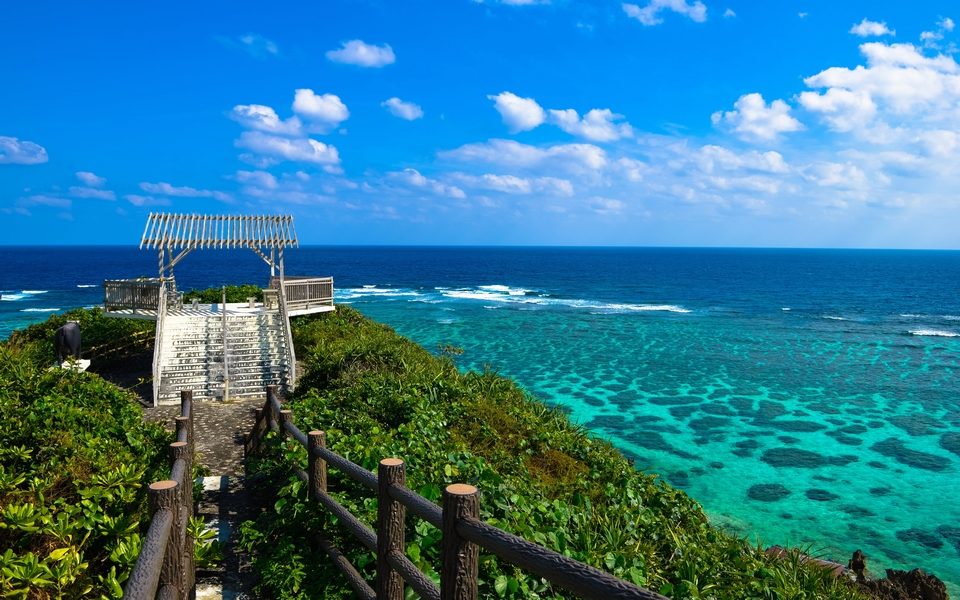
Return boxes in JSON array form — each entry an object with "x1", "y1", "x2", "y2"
[
  {"x1": 242, "y1": 306, "x2": 868, "y2": 599},
  {"x1": 0, "y1": 312, "x2": 171, "y2": 598}
]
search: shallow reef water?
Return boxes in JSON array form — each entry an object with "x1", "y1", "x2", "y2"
[{"x1": 3, "y1": 246, "x2": 959, "y2": 589}]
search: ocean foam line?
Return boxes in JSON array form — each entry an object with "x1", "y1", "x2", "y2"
[
  {"x1": 22, "y1": 290, "x2": 48, "y2": 294},
  {"x1": 1, "y1": 293, "x2": 26, "y2": 301},
  {"x1": 439, "y1": 287, "x2": 691, "y2": 313},
  {"x1": 77, "y1": 284, "x2": 97, "y2": 288},
  {"x1": 910, "y1": 329, "x2": 959, "y2": 338},
  {"x1": 21, "y1": 308, "x2": 59, "y2": 313},
  {"x1": 823, "y1": 316, "x2": 847, "y2": 321}
]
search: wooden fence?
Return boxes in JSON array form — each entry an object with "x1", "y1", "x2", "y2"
[
  {"x1": 270, "y1": 275, "x2": 335, "y2": 313},
  {"x1": 123, "y1": 391, "x2": 196, "y2": 600},
  {"x1": 246, "y1": 386, "x2": 668, "y2": 600},
  {"x1": 104, "y1": 279, "x2": 163, "y2": 313}
]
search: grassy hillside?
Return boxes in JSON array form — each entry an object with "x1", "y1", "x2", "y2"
[
  {"x1": 242, "y1": 306, "x2": 867, "y2": 600},
  {"x1": 0, "y1": 311, "x2": 170, "y2": 598}
]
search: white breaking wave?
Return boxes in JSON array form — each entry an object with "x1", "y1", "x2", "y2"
[
  {"x1": 336, "y1": 286, "x2": 424, "y2": 300},
  {"x1": 22, "y1": 290, "x2": 48, "y2": 294},
  {"x1": 77, "y1": 284, "x2": 97, "y2": 288},
  {"x1": 440, "y1": 287, "x2": 691, "y2": 313},
  {"x1": 823, "y1": 316, "x2": 847, "y2": 321},
  {"x1": 942, "y1": 315, "x2": 960, "y2": 321},
  {"x1": 1, "y1": 293, "x2": 25, "y2": 301},
  {"x1": 781, "y1": 307, "x2": 791, "y2": 311},
  {"x1": 910, "y1": 329, "x2": 959, "y2": 338},
  {"x1": 477, "y1": 284, "x2": 532, "y2": 296},
  {"x1": 21, "y1": 308, "x2": 59, "y2": 313}
]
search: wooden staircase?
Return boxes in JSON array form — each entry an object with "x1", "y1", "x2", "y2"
[{"x1": 155, "y1": 307, "x2": 292, "y2": 404}]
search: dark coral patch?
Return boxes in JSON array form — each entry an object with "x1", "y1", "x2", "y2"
[
  {"x1": 896, "y1": 528, "x2": 945, "y2": 550},
  {"x1": 806, "y1": 489, "x2": 840, "y2": 502},
  {"x1": 669, "y1": 405, "x2": 699, "y2": 419},
  {"x1": 688, "y1": 416, "x2": 730, "y2": 433},
  {"x1": 586, "y1": 415, "x2": 628, "y2": 430},
  {"x1": 869, "y1": 486, "x2": 892, "y2": 496},
  {"x1": 761, "y1": 448, "x2": 856, "y2": 468},
  {"x1": 667, "y1": 470, "x2": 690, "y2": 487},
  {"x1": 768, "y1": 420, "x2": 827, "y2": 433},
  {"x1": 700, "y1": 403, "x2": 736, "y2": 416},
  {"x1": 747, "y1": 483, "x2": 791, "y2": 502},
  {"x1": 838, "y1": 424, "x2": 868, "y2": 435},
  {"x1": 583, "y1": 395, "x2": 605, "y2": 407},
  {"x1": 623, "y1": 430, "x2": 699, "y2": 460},
  {"x1": 867, "y1": 420, "x2": 885, "y2": 429},
  {"x1": 871, "y1": 438, "x2": 951, "y2": 472},
  {"x1": 778, "y1": 436, "x2": 800, "y2": 444},
  {"x1": 708, "y1": 461, "x2": 724, "y2": 469},
  {"x1": 756, "y1": 401, "x2": 787, "y2": 421},
  {"x1": 937, "y1": 526, "x2": 960, "y2": 553},
  {"x1": 890, "y1": 414, "x2": 942, "y2": 437},
  {"x1": 940, "y1": 432, "x2": 960, "y2": 458},
  {"x1": 825, "y1": 430, "x2": 864, "y2": 446},
  {"x1": 728, "y1": 396, "x2": 755, "y2": 414},
  {"x1": 649, "y1": 395, "x2": 703, "y2": 406},
  {"x1": 839, "y1": 505, "x2": 876, "y2": 519},
  {"x1": 607, "y1": 391, "x2": 638, "y2": 409},
  {"x1": 867, "y1": 460, "x2": 887, "y2": 469}
]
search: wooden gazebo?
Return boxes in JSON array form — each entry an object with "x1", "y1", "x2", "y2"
[
  {"x1": 102, "y1": 213, "x2": 335, "y2": 405},
  {"x1": 141, "y1": 213, "x2": 299, "y2": 293}
]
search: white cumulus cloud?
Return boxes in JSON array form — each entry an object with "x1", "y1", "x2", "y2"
[
  {"x1": 236, "y1": 131, "x2": 341, "y2": 169},
  {"x1": 76, "y1": 171, "x2": 106, "y2": 187},
  {"x1": 488, "y1": 92, "x2": 546, "y2": 133},
  {"x1": 441, "y1": 139, "x2": 607, "y2": 171},
  {"x1": 711, "y1": 93, "x2": 803, "y2": 141},
  {"x1": 236, "y1": 170, "x2": 279, "y2": 189},
  {"x1": 622, "y1": 0, "x2": 707, "y2": 26},
  {"x1": 326, "y1": 40, "x2": 396, "y2": 67},
  {"x1": 798, "y1": 88, "x2": 877, "y2": 132},
  {"x1": 388, "y1": 168, "x2": 466, "y2": 198},
  {"x1": 0, "y1": 136, "x2": 48, "y2": 164},
  {"x1": 548, "y1": 108, "x2": 634, "y2": 142},
  {"x1": 382, "y1": 97, "x2": 424, "y2": 120},
  {"x1": 69, "y1": 187, "x2": 116, "y2": 200},
  {"x1": 139, "y1": 182, "x2": 232, "y2": 201},
  {"x1": 292, "y1": 89, "x2": 350, "y2": 130},
  {"x1": 849, "y1": 19, "x2": 895, "y2": 37},
  {"x1": 230, "y1": 104, "x2": 303, "y2": 136}
]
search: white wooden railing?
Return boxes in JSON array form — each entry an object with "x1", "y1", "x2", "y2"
[
  {"x1": 151, "y1": 281, "x2": 168, "y2": 406},
  {"x1": 104, "y1": 278, "x2": 163, "y2": 313},
  {"x1": 271, "y1": 276, "x2": 334, "y2": 313}
]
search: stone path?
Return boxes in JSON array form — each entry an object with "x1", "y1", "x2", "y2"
[{"x1": 144, "y1": 396, "x2": 265, "y2": 599}]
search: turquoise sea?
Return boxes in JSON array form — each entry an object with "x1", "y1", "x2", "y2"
[{"x1": 2, "y1": 246, "x2": 959, "y2": 588}]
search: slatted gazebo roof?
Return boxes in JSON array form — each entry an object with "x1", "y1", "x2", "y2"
[
  {"x1": 140, "y1": 213, "x2": 298, "y2": 250},
  {"x1": 139, "y1": 213, "x2": 299, "y2": 284}
]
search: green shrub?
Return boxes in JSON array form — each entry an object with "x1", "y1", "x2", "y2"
[
  {"x1": 0, "y1": 336, "x2": 170, "y2": 598},
  {"x1": 242, "y1": 307, "x2": 868, "y2": 600},
  {"x1": 183, "y1": 284, "x2": 264, "y2": 304}
]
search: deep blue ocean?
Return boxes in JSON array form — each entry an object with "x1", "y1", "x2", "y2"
[{"x1": 3, "y1": 246, "x2": 959, "y2": 588}]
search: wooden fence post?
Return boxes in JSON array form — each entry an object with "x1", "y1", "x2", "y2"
[
  {"x1": 377, "y1": 458, "x2": 406, "y2": 600},
  {"x1": 174, "y1": 416, "x2": 191, "y2": 446},
  {"x1": 169, "y1": 442, "x2": 192, "y2": 598},
  {"x1": 278, "y1": 410, "x2": 292, "y2": 439},
  {"x1": 441, "y1": 484, "x2": 480, "y2": 600},
  {"x1": 308, "y1": 431, "x2": 327, "y2": 499},
  {"x1": 267, "y1": 385, "x2": 279, "y2": 424},
  {"x1": 150, "y1": 480, "x2": 183, "y2": 597}
]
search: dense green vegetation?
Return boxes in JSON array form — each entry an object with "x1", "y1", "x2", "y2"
[
  {"x1": 183, "y1": 284, "x2": 264, "y2": 305},
  {"x1": 242, "y1": 306, "x2": 867, "y2": 600},
  {"x1": 0, "y1": 311, "x2": 170, "y2": 598}
]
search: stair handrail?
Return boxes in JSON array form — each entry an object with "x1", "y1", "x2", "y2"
[
  {"x1": 222, "y1": 286, "x2": 230, "y2": 402},
  {"x1": 276, "y1": 278, "x2": 297, "y2": 389},
  {"x1": 151, "y1": 280, "x2": 168, "y2": 406}
]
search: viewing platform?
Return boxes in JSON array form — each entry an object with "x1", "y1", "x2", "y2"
[{"x1": 101, "y1": 213, "x2": 334, "y2": 405}]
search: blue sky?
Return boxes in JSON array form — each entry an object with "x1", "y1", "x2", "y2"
[{"x1": 2, "y1": 1, "x2": 959, "y2": 247}]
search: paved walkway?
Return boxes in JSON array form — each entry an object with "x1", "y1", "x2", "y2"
[{"x1": 145, "y1": 396, "x2": 265, "y2": 599}]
